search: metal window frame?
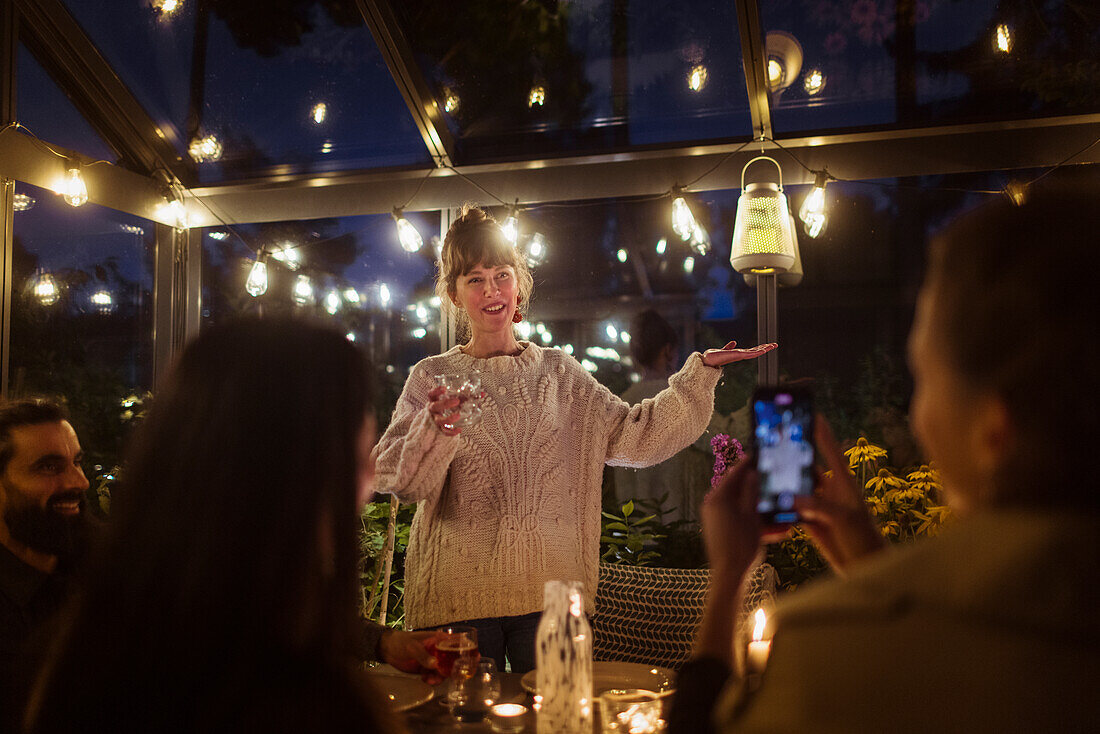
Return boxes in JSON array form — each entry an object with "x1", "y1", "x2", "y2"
[{"x1": 1, "y1": 0, "x2": 16, "y2": 397}]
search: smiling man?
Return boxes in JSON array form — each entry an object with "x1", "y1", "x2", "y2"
[{"x1": 0, "y1": 398, "x2": 90, "y2": 732}]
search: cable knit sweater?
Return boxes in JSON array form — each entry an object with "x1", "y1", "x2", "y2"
[{"x1": 373, "y1": 342, "x2": 722, "y2": 630}]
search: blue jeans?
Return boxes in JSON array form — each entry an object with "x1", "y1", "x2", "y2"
[{"x1": 444, "y1": 612, "x2": 541, "y2": 674}]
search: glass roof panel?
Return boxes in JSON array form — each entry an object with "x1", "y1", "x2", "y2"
[
  {"x1": 17, "y1": 43, "x2": 118, "y2": 165},
  {"x1": 62, "y1": 0, "x2": 431, "y2": 182},
  {"x1": 395, "y1": 0, "x2": 753, "y2": 161},
  {"x1": 760, "y1": 0, "x2": 1100, "y2": 135}
]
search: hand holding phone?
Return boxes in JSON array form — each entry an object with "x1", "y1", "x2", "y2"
[{"x1": 752, "y1": 386, "x2": 815, "y2": 530}]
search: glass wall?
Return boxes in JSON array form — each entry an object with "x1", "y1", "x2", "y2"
[{"x1": 9, "y1": 182, "x2": 156, "y2": 474}]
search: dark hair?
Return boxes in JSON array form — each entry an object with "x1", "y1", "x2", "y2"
[
  {"x1": 926, "y1": 180, "x2": 1100, "y2": 509},
  {"x1": 27, "y1": 318, "x2": 390, "y2": 731},
  {"x1": 0, "y1": 398, "x2": 69, "y2": 474},
  {"x1": 436, "y1": 204, "x2": 534, "y2": 323},
  {"x1": 629, "y1": 310, "x2": 678, "y2": 369}
]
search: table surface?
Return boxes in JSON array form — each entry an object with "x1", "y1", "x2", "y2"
[{"x1": 401, "y1": 670, "x2": 535, "y2": 733}]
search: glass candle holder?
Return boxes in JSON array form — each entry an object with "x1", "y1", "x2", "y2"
[
  {"x1": 488, "y1": 703, "x2": 528, "y2": 733},
  {"x1": 598, "y1": 689, "x2": 663, "y2": 734}
]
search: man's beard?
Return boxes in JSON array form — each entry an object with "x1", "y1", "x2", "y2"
[{"x1": 4, "y1": 493, "x2": 89, "y2": 564}]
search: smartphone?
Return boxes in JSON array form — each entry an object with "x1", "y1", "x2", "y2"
[{"x1": 751, "y1": 386, "x2": 815, "y2": 527}]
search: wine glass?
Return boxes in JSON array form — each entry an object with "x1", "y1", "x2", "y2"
[{"x1": 433, "y1": 372, "x2": 483, "y2": 430}]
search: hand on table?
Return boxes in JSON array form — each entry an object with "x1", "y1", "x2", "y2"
[
  {"x1": 794, "y1": 416, "x2": 885, "y2": 574},
  {"x1": 379, "y1": 629, "x2": 444, "y2": 685},
  {"x1": 701, "y1": 341, "x2": 778, "y2": 368}
]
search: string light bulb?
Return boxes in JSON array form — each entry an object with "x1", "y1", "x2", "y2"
[
  {"x1": 271, "y1": 244, "x2": 301, "y2": 270},
  {"x1": 311, "y1": 102, "x2": 327, "y2": 124},
  {"x1": 158, "y1": 197, "x2": 188, "y2": 229},
  {"x1": 689, "y1": 224, "x2": 711, "y2": 256},
  {"x1": 683, "y1": 256, "x2": 695, "y2": 274},
  {"x1": 60, "y1": 165, "x2": 88, "y2": 207},
  {"x1": 656, "y1": 237, "x2": 667, "y2": 256},
  {"x1": 522, "y1": 233, "x2": 548, "y2": 267},
  {"x1": 616, "y1": 249, "x2": 628, "y2": 263},
  {"x1": 443, "y1": 87, "x2": 460, "y2": 114},
  {"x1": 245, "y1": 255, "x2": 268, "y2": 297},
  {"x1": 994, "y1": 24, "x2": 1013, "y2": 54},
  {"x1": 292, "y1": 274, "x2": 313, "y2": 306},
  {"x1": 502, "y1": 209, "x2": 520, "y2": 247},
  {"x1": 343, "y1": 287, "x2": 361, "y2": 304},
  {"x1": 188, "y1": 133, "x2": 222, "y2": 163},
  {"x1": 13, "y1": 193, "x2": 35, "y2": 212},
  {"x1": 31, "y1": 270, "x2": 60, "y2": 306},
  {"x1": 688, "y1": 65, "x2": 708, "y2": 92},
  {"x1": 798, "y1": 170, "x2": 830, "y2": 238},
  {"x1": 324, "y1": 290, "x2": 341, "y2": 315},
  {"x1": 378, "y1": 283, "x2": 391, "y2": 306},
  {"x1": 152, "y1": 0, "x2": 181, "y2": 14},
  {"x1": 90, "y1": 290, "x2": 114, "y2": 313},
  {"x1": 392, "y1": 208, "x2": 424, "y2": 253},
  {"x1": 671, "y1": 188, "x2": 698, "y2": 242},
  {"x1": 528, "y1": 85, "x2": 546, "y2": 107},
  {"x1": 803, "y1": 68, "x2": 826, "y2": 96}
]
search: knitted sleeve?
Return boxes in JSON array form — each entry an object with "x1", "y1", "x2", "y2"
[
  {"x1": 372, "y1": 364, "x2": 460, "y2": 503},
  {"x1": 595, "y1": 352, "x2": 722, "y2": 468}
]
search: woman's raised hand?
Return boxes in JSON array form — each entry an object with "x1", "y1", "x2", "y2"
[
  {"x1": 427, "y1": 386, "x2": 463, "y2": 436},
  {"x1": 793, "y1": 416, "x2": 885, "y2": 574},
  {"x1": 701, "y1": 341, "x2": 778, "y2": 368}
]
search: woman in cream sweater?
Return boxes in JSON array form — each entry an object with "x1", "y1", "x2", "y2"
[{"x1": 373, "y1": 205, "x2": 775, "y2": 672}]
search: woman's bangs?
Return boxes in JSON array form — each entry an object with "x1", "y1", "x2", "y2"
[{"x1": 458, "y1": 228, "x2": 517, "y2": 274}]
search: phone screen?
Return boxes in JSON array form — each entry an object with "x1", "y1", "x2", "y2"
[{"x1": 752, "y1": 388, "x2": 815, "y2": 526}]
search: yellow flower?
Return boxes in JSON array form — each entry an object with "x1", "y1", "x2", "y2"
[
  {"x1": 845, "y1": 437, "x2": 888, "y2": 469},
  {"x1": 906, "y1": 464, "x2": 941, "y2": 494},
  {"x1": 886, "y1": 485, "x2": 922, "y2": 504},
  {"x1": 865, "y1": 468, "x2": 906, "y2": 495},
  {"x1": 913, "y1": 504, "x2": 952, "y2": 535},
  {"x1": 865, "y1": 495, "x2": 889, "y2": 516},
  {"x1": 880, "y1": 520, "x2": 901, "y2": 538}
]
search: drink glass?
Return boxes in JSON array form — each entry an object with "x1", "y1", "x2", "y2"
[
  {"x1": 433, "y1": 372, "x2": 483, "y2": 430},
  {"x1": 450, "y1": 658, "x2": 501, "y2": 724},
  {"x1": 598, "y1": 689, "x2": 664, "y2": 733},
  {"x1": 428, "y1": 625, "x2": 479, "y2": 679}
]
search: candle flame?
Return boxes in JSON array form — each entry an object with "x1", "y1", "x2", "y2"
[{"x1": 752, "y1": 608, "x2": 767, "y2": 642}]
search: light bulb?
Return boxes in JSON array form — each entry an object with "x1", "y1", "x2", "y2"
[
  {"x1": 656, "y1": 237, "x2": 667, "y2": 255},
  {"x1": 292, "y1": 274, "x2": 313, "y2": 306},
  {"x1": 541, "y1": 330, "x2": 552, "y2": 344},
  {"x1": 768, "y1": 59, "x2": 783, "y2": 88},
  {"x1": 683, "y1": 256, "x2": 695, "y2": 274},
  {"x1": 516, "y1": 321, "x2": 533, "y2": 339},
  {"x1": 562, "y1": 343, "x2": 574, "y2": 355},
  {"x1": 429, "y1": 296, "x2": 442, "y2": 307},
  {"x1": 342, "y1": 287, "x2": 361, "y2": 304},
  {"x1": 323, "y1": 290, "x2": 341, "y2": 315},
  {"x1": 798, "y1": 172, "x2": 829, "y2": 238},
  {"x1": 32, "y1": 272, "x2": 60, "y2": 306},
  {"x1": 245, "y1": 258, "x2": 268, "y2": 297},
  {"x1": 152, "y1": 0, "x2": 180, "y2": 13},
  {"x1": 620, "y1": 330, "x2": 631, "y2": 344},
  {"x1": 411, "y1": 327, "x2": 427, "y2": 339},
  {"x1": 13, "y1": 193, "x2": 35, "y2": 212},
  {"x1": 346, "y1": 332, "x2": 356, "y2": 342},
  {"x1": 994, "y1": 24, "x2": 1012, "y2": 54},
  {"x1": 502, "y1": 215, "x2": 519, "y2": 247},
  {"x1": 379, "y1": 283, "x2": 391, "y2": 306},
  {"x1": 523, "y1": 233, "x2": 548, "y2": 267},
  {"x1": 616, "y1": 248, "x2": 628, "y2": 263},
  {"x1": 415, "y1": 304, "x2": 429, "y2": 322},
  {"x1": 188, "y1": 134, "x2": 222, "y2": 163},
  {"x1": 671, "y1": 194, "x2": 697, "y2": 242},
  {"x1": 688, "y1": 64, "x2": 708, "y2": 92},
  {"x1": 443, "y1": 88, "x2": 460, "y2": 114},
  {"x1": 90, "y1": 290, "x2": 114, "y2": 312},
  {"x1": 393, "y1": 210, "x2": 423, "y2": 253},
  {"x1": 272, "y1": 245, "x2": 301, "y2": 270},
  {"x1": 208, "y1": 230, "x2": 229, "y2": 240},
  {"x1": 158, "y1": 199, "x2": 188, "y2": 229},
  {"x1": 60, "y1": 167, "x2": 88, "y2": 207},
  {"x1": 689, "y1": 224, "x2": 711, "y2": 256},
  {"x1": 311, "y1": 102, "x2": 327, "y2": 124},
  {"x1": 581, "y1": 358, "x2": 598, "y2": 373},
  {"x1": 528, "y1": 85, "x2": 546, "y2": 107},
  {"x1": 605, "y1": 323, "x2": 618, "y2": 341},
  {"x1": 803, "y1": 68, "x2": 826, "y2": 96}
]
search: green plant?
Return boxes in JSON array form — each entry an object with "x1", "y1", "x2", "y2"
[
  {"x1": 359, "y1": 498, "x2": 416, "y2": 627},
  {"x1": 600, "y1": 499, "x2": 664, "y2": 566}
]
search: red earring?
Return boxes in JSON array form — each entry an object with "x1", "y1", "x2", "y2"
[{"x1": 513, "y1": 310, "x2": 523, "y2": 324}]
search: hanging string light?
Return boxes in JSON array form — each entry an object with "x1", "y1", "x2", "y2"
[
  {"x1": 655, "y1": 237, "x2": 667, "y2": 256},
  {"x1": 152, "y1": 0, "x2": 181, "y2": 14},
  {"x1": 245, "y1": 253, "x2": 268, "y2": 297},
  {"x1": 501, "y1": 206, "x2": 520, "y2": 247},
  {"x1": 378, "y1": 283, "x2": 391, "y2": 307},
  {"x1": 798, "y1": 170, "x2": 830, "y2": 238},
  {"x1": 689, "y1": 223, "x2": 711, "y2": 256},
  {"x1": 528, "y1": 85, "x2": 546, "y2": 107},
  {"x1": 342, "y1": 287, "x2": 361, "y2": 304},
  {"x1": 994, "y1": 24, "x2": 1013, "y2": 54},
  {"x1": 688, "y1": 65, "x2": 709, "y2": 92},
  {"x1": 13, "y1": 193, "x2": 35, "y2": 211},
  {"x1": 521, "y1": 233, "x2": 548, "y2": 267},
  {"x1": 803, "y1": 68, "x2": 826, "y2": 96},
  {"x1": 90, "y1": 290, "x2": 115, "y2": 313},
  {"x1": 188, "y1": 134, "x2": 223, "y2": 163},
  {"x1": 59, "y1": 164, "x2": 88, "y2": 207},
  {"x1": 683, "y1": 256, "x2": 695, "y2": 274},
  {"x1": 324, "y1": 290, "x2": 342, "y2": 315},
  {"x1": 616, "y1": 248, "x2": 628, "y2": 263},
  {"x1": 31, "y1": 270, "x2": 60, "y2": 306},
  {"x1": 293, "y1": 274, "x2": 314, "y2": 306},
  {"x1": 443, "y1": 87, "x2": 460, "y2": 114},
  {"x1": 311, "y1": 102, "x2": 328, "y2": 125},
  {"x1": 271, "y1": 244, "x2": 301, "y2": 270},
  {"x1": 392, "y1": 208, "x2": 424, "y2": 253},
  {"x1": 671, "y1": 187, "x2": 698, "y2": 242}
]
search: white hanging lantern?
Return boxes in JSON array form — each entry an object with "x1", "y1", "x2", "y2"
[
  {"x1": 744, "y1": 212, "x2": 803, "y2": 288},
  {"x1": 730, "y1": 156, "x2": 797, "y2": 275}
]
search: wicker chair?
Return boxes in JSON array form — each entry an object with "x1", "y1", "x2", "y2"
[{"x1": 592, "y1": 561, "x2": 778, "y2": 670}]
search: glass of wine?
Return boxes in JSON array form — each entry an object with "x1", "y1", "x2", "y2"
[{"x1": 427, "y1": 625, "x2": 479, "y2": 678}]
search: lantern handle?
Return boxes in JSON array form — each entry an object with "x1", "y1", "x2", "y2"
[{"x1": 741, "y1": 155, "x2": 783, "y2": 191}]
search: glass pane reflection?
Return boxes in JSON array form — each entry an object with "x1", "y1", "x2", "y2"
[
  {"x1": 760, "y1": 0, "x2": 1100, "y2": 134},
  {"x1": 10, "y1": 182, "x2": 155, "y2": 471}
]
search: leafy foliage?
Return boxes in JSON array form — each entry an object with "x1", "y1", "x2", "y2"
[{"x1": 600, "y1": 500, "x2": 664, "y2": 566}]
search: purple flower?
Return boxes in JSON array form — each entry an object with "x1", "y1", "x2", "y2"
[{"x1": 711, "y1": 433, "x2": 746, "y2": 487}]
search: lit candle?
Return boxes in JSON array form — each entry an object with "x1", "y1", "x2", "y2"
[
  {"x1": 488, "y1": 703, "x2": 528, "y2": 733},
  {"x1": 746, "y1": 608, "x2": 772, "y2": 674}
]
